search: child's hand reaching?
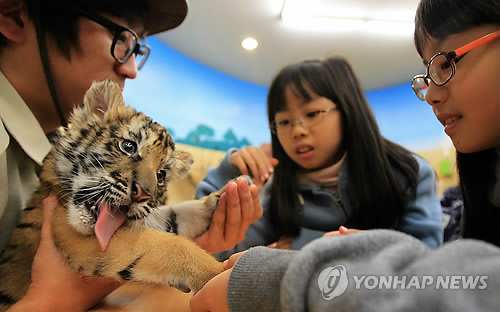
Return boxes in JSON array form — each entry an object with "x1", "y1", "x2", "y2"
[{"x1": 230, "y1": 145, "x2": 278, "y2": 190}]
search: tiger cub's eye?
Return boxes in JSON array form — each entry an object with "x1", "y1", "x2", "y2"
[
  {"x1": 119, "y1": 140, "x2": 137, "y2": 155},
  {"x1": 157, "y1": 169, "x2": 167, "y2": 186}
]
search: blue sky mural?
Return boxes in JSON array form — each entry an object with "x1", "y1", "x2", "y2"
[
  {"x1": 366, "y1": 82, "x2": 447, "y2": 151},
  {"x1": 123, "y1": 37, "x2": 270, "y2": 151},
  {"x1": 124, "y1": 37, "x2": 447, "y2": 152}
]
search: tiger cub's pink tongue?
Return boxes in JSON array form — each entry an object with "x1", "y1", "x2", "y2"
[{"x1": 94, "y1": 201, "x2": 127, "y2": 251}]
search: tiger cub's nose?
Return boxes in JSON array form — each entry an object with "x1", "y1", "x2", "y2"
[{"x1": 132, "y1": 183, "x2": 151, "y2": 202}]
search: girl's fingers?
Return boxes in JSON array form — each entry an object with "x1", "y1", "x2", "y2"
[
  {"x1": 339, "y1": 226, "x2": 362, "y2": 235},
  {"x1": 231, "y1": 152, "x2": 249, "y2": 176},
  {"x1": 231, "y1": 147, "x2": 277, "y2": 185},
  {"x1": 240, "y1": 148, "x2": 260, "y2": 181},
  {"x1": 323, "y1": 231, "x2": 341, "y2": 237}
]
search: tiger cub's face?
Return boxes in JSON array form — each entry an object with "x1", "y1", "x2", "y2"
[{"x1": 45, "y1": 81, "x2": 192, "y2": 247}]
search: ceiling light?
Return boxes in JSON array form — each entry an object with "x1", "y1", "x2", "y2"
[
  {"x1": 281, "y1": 0, "x2": 418, "y2": 36},
  {"x1": 242, "y1": 37, "x2": 259, "y2": 51}
]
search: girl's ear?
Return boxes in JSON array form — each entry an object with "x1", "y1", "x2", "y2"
[{"x1": 0, "y1": 0, "x2": 27, "y2": 43}]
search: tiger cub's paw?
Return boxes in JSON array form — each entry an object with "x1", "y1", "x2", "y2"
[
  {"x1": 202, "y1": 174, "x2": 253, "y2": 213},
  {"x1": 158, "y1": 175, "x2": 253, "y2": 239},
  {"x1": 213, "y1": 175, "x2": 253, "y2": 196}
]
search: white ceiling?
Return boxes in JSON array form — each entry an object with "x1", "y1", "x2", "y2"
[{"x1": 157, "y1": 0, "x2": 426, "y2": 91}]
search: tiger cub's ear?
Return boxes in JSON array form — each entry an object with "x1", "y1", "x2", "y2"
[
  {"x1": 167, "y1": 151, "x2": 194, "y2": 183},
  {"x1": 67, "y1": 80, "x2": 124, "y2": 125},
  {"x1": 82, "y1": 80, "x2": 124, "y2": 119}
]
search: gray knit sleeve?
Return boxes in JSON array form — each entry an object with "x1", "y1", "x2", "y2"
[
  {"x1": 283, "y1": 230, "x2": 500, "y2": 312},
  {"x1": 227, "y1": 230, "x2": 500, "y2": 312},
  {"x1": 228, "y1": 247, "x2": 296, "y2": 312}
]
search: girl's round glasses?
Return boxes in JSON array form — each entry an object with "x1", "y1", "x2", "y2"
[
  {"x1": 412, "y1": 30, "x2": 500, "y2": 101},
  {"x1": 269, "y1": 106, "x2": 337, "y2": 135}
]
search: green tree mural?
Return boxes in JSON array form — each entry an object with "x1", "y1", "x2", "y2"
[
  {"x1": 185, "y1": 124, "x2": 214, "y2": 144},
  {"x1": 177, "y1": 124, "x2": 252, "y2": 151}
]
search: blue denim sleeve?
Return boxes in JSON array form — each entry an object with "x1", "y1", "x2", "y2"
[{"x1": 397, "y1": 156, "x2": 444, "y2": 248}]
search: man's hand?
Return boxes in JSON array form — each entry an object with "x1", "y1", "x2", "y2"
[
  {"x1": 195, "y1": 177, "x2": 263, "y2": 254},
  {"x1": 8, "y1": 195, "x2": 121, "y2": 312}
]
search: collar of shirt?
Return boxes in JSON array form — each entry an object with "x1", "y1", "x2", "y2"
[{"x1": 0, "y1": 71, "x2": 51, "y2": 165}]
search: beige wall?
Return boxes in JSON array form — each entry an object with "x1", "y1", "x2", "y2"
[
  {"x1": 167, "y1": 144, "x2": 459, "y2": 205},
  {"x1": 416, "y1": 147, "x2": 459, "y2": 195},
  {"x1": 167, "y1": 144, "x2": 226, "y2": 204}
]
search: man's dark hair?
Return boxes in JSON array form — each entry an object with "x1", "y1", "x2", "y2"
[{"x1": 0, "y1": 0, "x2": 148, "y2": 58}]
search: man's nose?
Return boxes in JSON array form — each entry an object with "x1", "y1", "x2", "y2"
[{"x1": 116, "y1": 54, "x2": 138, "y2": 79}]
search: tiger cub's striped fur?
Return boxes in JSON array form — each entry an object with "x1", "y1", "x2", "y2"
[{"x1": 0, "y1": 80, "x2": 225, "y2": 311}]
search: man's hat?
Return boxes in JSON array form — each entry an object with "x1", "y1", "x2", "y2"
[{"x1": 146, "y1": 0, "x2": 188, "y2": 35}]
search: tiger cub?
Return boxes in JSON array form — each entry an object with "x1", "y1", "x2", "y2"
[{"x1": 0, "y1": 80, "x2": 228, "y2": 310}]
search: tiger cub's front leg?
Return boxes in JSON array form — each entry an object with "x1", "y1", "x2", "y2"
[{"x1": 51, "y1": 205, "x2": 223, "y2": 293}]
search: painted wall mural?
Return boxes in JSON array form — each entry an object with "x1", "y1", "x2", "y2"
[{"x1": 124, "y1": 37, "x2": 447, "y2": 153}]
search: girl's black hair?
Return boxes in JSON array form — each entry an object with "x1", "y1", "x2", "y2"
[
  {"x1": 266, "y1": 57, "x2": 419, "y2": 235},
  {"x1": 414, "y1": 0, "x2": 500, "y2": 246},
  {"x1": 458, "y1": 151, "x2": 500, "y2": 246},
  {"x1": 414, "y1": 0, "x2": 500, "y2": 57},
  {"x1": 0, "y1": 0, "x2": 147, "y2": 58}
]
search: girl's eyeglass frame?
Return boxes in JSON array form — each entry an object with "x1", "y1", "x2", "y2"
[{"x1": 412, "y1": 30, "x2": 500, "y2": 101}]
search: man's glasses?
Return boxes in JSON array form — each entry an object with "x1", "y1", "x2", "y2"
[
  {"x1": 51, "y1": 1, "x2": 150, "y2": 70},
  {"x1": 412, "y1": 30, "x2": 500, "y2": 101},
  {"x1": 269, "y1": 107, "x2": 337, "y2": 135}
]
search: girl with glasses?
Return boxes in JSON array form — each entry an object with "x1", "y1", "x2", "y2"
[
  {"x1": 191, "y1": 1, "x2": 500, "y2": 311},
  {"x1": 196, "y1": 56, "x2": 443, "y2": 264},
  {"x1": 413, "y1": 0, "x2": 500, "y2": 247}
]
